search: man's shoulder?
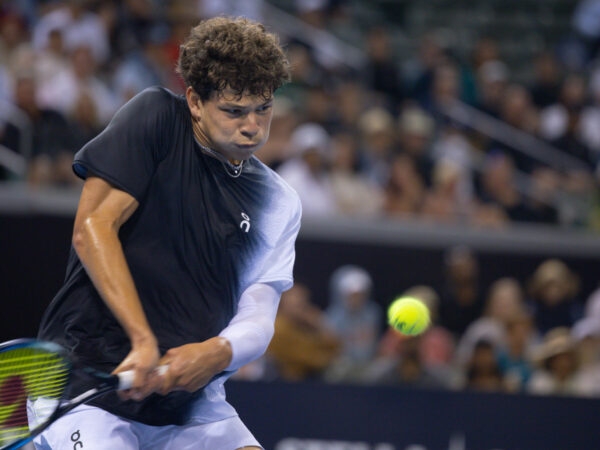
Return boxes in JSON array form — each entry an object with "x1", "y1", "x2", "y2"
[
  {"x1": 135, "y1": 86, "x2": 183, "y2": 107},
  {"x1": 115, "y1": 86, "x2": 186, "y2": 127},
  {"x1": 250, "y1": 157, "x2": 301, "y2": 205}
]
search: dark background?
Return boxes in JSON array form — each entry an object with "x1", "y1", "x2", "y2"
[{"x1": 227, "y1": 379, "x2": 599, "y2": 450}]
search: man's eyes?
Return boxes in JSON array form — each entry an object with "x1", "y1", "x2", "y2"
[
  {"x1": 257, "y1": 104, "x2": 272, "y2": 113},
  {"x1": 222, "y1": 104, "x2": 272, "y2": 116}
]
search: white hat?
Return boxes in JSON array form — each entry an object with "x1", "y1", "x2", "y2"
[
  {"x1": 532, "y1": 327, "x2": 575, "y2": 364},
  {"x1": 399, "y1": 108, "x2": 434, "y2": 136},
  {"x1": 572, "y1": 317, "x2": 600, "y2": 341},
  {"x1": 478, "y1": 60, "x2": 509, "y2": 83},
  {"x1": 585, "y1": 287, "x2": 600, "y2": 319},
  {"x1": 358, "y1": 107, "x2": 394, "y2": 135},
  {"x1": 289, "y1": 122, "x2": 330, "y2": 157},
  {"x1": 337, "y1": 268, "x2": 372, "y2": 295}
]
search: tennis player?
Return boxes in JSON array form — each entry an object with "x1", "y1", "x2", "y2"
[{"x1": 29, "y1": 17, "x2": 300, "y2": 449}]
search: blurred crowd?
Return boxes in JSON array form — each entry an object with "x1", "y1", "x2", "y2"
[
  {"x1": 2, "y1": 1, "x2": 600, "y2": 230},
  {"x1": 235, "y1": 253, "x2": 600, "y2": 400},
  {"x1": 1, "y1": 0, "x2": 599, "y2": 400}
]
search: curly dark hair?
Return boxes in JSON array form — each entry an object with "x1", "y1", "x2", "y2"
[{"x1": 177, "y1": 17, "x2": 290, "y2": 101}]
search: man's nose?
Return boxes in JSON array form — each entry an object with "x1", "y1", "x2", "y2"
[{"x1": 241, "y1": 113, "x2": 260, "y2": 137}]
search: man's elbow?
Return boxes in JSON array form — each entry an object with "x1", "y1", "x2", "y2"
[
  {"x1": 72, "y1": 220, "x2": 88, "y2": 254},
  {"x1": 72, "y1": 216, "x2": 101, "y2": 256}
]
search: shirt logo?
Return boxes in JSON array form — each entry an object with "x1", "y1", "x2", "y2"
[{"x1": 240, "y1": 212, "x2": 251, "y2": 233}]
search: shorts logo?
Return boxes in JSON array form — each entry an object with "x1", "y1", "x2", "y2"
[
  {"x1": 240, "y1": 212, "x2": 251, "y2": 233},
  {"x1": 70, "y1": 429, "x2": 83, "y2": 449}
]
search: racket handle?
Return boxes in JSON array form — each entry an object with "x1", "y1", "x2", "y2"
[{"x1": 117, "y1": 364, "x2": 169, "y2": 390}]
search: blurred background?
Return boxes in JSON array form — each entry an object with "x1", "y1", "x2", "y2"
[{"x1": 1, "y1": 0, "x2": 600, "y2": 448}]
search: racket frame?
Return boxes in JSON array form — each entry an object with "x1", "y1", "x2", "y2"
[{"x1": 0, "y1": 339, "x2": 121, "y2": 450}]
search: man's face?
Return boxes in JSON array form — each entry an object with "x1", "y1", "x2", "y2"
[{"x1": 192, "y1": 88, "x2": 274, "y2": 162}]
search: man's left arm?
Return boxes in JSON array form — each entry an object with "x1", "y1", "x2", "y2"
[
  {"x1": 219, "y1": 282, "x2": 281, "y2": 370},
  {"x1": 156, "y1": 283, "x2": 280, "y2": 394}
]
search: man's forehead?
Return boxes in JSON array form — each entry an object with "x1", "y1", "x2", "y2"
[{"x1": 213, "y1": 88, "x2": 273, "y2": 103}]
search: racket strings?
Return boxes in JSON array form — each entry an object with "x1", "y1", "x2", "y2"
[{"x1": 0, "y1": 347, "x2": 69, "y2": 446}]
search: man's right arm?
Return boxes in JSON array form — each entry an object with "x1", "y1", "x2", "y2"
[{"x1": 73, "y1": 175, "x2": 160, "y2": 400}]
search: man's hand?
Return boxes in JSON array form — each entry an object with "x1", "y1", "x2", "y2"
[
  {"x1": 112, "y1": 336, "x2": 161, "y2": 401},
  {"x1": 156, "y1": 337, "x2": 232, "y2": 394}
]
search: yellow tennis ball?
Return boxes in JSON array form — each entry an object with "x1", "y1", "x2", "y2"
[{"x1": 387, "y1": 296, "x2": 430, "y2": 336}]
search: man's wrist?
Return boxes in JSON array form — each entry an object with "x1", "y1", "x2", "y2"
[
  {"x1": 210, "y1": 336, "x2": 233, "y2": 372},
  {"x1": 130, "y1": 331, "x2": 158, "y2": 349}
]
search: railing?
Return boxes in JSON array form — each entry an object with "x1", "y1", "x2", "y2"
[
  {"x1": 438, "y1": 99, "x2": 592, "y2": 210},
  {"x1": 0, "y1": 100, "x2": 33, "y2": 178},
  {"x1": 440, "y1": 99, "x2": 590, "y2": 172},
  {"x1": 0, "y1": 144, "x2": 27, "y2": 177},
  {"x1": 262, "y1": 2, "x2": 367, "y2": 71}
]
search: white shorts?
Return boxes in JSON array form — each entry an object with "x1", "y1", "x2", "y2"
[{"x1": 29, "y1": 403, "x2": 262, "y2": 450}]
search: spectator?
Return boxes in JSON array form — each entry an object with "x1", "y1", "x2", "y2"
[
  {"x1": 420, "y1": 61, "x2": 462, "y2": 120},
  {"x1": 420, "y1": 158, "x2": 472, "y2": 223},
  {"x1": 254, "y1": 96, "x2": 299, "y2": 170},
  {"x1": 333, "y1": 79, "x2": 368, "y2": 132},
  {"x1": 32, "y1": 0, "x2": 110, "y2": 65},
  {"x1": 526, "y1": 167, "x2": 562, "y2": 225},
  {"x1": 357, "y1": 106, "x2": 396, "y2": 187},
  {"x1": 277, "y1": 122, "x2": 338, "y2": 216},
  {"x1": 455, "y1": 277, "x2": 531, "y2": 370},
  {"x1": 382, "y1": 152, "x2": 425, "y2": 217},
  {"x1": 0, "y1": 9, "x2": 28, "y2": 49},
  {"x1": 277, "y1": 41, "x2": 326, "y2": 113},
  {"x1": 106, "y1": 0, "x2": 163, "y2": 58},
  {"x1": 539, "y1": 73, "x2": 595, "y2": 169},
  {"x1": 555, "y1": 168, "x2": 596, "y2": 227},
  {"x1": 267, "y1": 283, "x2": 341, "y2": 382},
  {"x1": 571, "y1": 317, "x2": 600, "y2": 397},
  {"x1": 429, "y1": 122, "x2": 476, "y2": 215},
  {"x1": 584, "y1": 286, "x2": 600, "y2": 318},
  {"x1": 528, "y1": 327, "x2": 580, "y2": 396},
  {"x1": 329, "y1": 130, "x2": 384, "y2": 216},
  {"x1": 0, "y1": 71, "x2": 77, "y2": 186},
  {"x1": 405, "y1": 31, "x2": 448, "y2": 106},
  {"x1": 471, "y1": 35, "x2": 500, "y2": 71},
  {"x1": 463, "y1": 339, "x2": 504, "y2": 392},
  {"x1": 0, "y1": 10, "x2": 29, "y2": 70},
  {"x1": 363, "y1": 335, "x2": 450, "y2": 389},
  {"x1": 293, "y1": 0, "x2": 344, "y2": 73},
  {"x1": 34, "y1": 28, "x2": 69, "y2": 99},
  {"x1": 497, "y1": 310, "x2": 536, "y2": 393},
  {"x1": 580, "y1": 63, "x2": 600, "y2": 155},
  {"x1": 478, "y1": 151, "x2": 555, "y2": 224},
  {"x1": 488, "y1": 83, "x2": 539, "y2": 173},
  {"x1": 569, "y1": 0, "x2": 600, "y2": 67},
  {"x1": 112, "y1": 23, "x2": 173, "y2": 105},
  {"x1": 475, "y1": 59, "x2": 509, "y2": 117},
  {"x1": 527, "y1": 259, "x2": 584, "y2": 334},
  {"x1": 324, "y1": 265, "x2": 382, "y2": 382},
  {"x1": 302, "y1": 84, "x2": 337, "y2": 130},
  {"x1": 528, "y1": 51, "x2": 562, "y2": 109},
  {"x1": 396, "y1": 106, "x2": 435, "y2": 187},
  {"x1": 361, "y1": 26, "x2": 403, "y2": 111},
  {"x1": 37, "y1": 44, "x2": 118, "y2": 136},
  {"x1": 438, "y1": 246, "x2": 485, "y2": 337},
  {"x1": 470, "y1": 36, "x2": 501, "y2": 73}
]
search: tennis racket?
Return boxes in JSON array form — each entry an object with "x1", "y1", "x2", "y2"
[{"x1": 0, "y1": 338, "x2": 166, "y2": 450}]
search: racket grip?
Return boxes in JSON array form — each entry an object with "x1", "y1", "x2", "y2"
[{"x1": 117, "y1": 365, "x2": 169, "y2": 390}]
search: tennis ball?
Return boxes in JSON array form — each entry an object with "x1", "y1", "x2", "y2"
[{"x1": 387, "y1": 296, "x2": 430, "y2": 336}]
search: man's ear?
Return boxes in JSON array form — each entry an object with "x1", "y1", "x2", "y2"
[{"x1": 186, "y1": 87, "x2": 203, "y2": 120}]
